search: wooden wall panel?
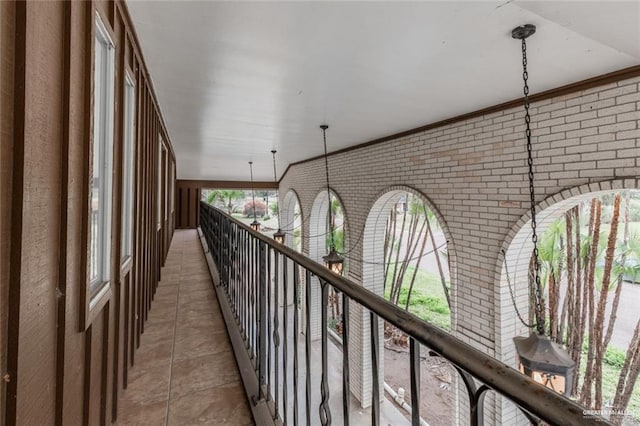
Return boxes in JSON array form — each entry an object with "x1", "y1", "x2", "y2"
[
  {"x1": 2, "y1": 1, "x2": 177, "y2": 424},
  {"x1": 61, "y1": 2, "x2": 87, "y2": 424},
  {"x1": 176, "y1": 180, "x2": 203, "y2": 229},
  {"x1": 0, "y1": 1, "x2": 15, "y2": 423},
  {"x1": 11, "y1": 2, "x2": 65, "y2": 423}
]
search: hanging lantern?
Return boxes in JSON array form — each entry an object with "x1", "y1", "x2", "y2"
[
  {"x1": 271, "y1": 149, "x2": 285, "y2": 244},
  {"x1": 320, "y1": 124, "x2": 344, "y2": 275},
  {"x1": 513, "y1": 334, "x2": 575, "y2": 396},
  {"x1": 510, "y1": 24, "x2": 575, "y2": 395},
  {"x1": 323, "y1": 248, "x2": 344, "y2": 276},
  {"x1": 250, "y1": 220, "x2": 261, "y2": 232},
  {"x1": 273, "y1": 228, "x2": 285, "y2": 244}
]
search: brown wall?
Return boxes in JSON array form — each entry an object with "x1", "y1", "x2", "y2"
[
  {"x1": 0, "y1": 2, "x2": 15, "y2": 423},
  {"x1": 1, "y1": 1, "x2": 176, "y2": 424},
  {"x1": 176, "y1": 180, "x2": 201, "y2": 229}
]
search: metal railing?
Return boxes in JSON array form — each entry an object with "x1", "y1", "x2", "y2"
[{"x1": 199, "y1": 202, "x2": 608, "y2": 426}]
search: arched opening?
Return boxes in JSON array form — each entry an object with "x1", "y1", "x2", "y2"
[
  {"x1": 362, "y1": 185, "x2": 455, "y2": 422},
  {"x1": 307, "y1": 189, "x2": 347, "y2": 340},
  {"x1": 498, "y1": 180, "x2": 640, "y2": 425},
  {"x1": 281, "y1": 190, "x2": 302, "y2": 252}
]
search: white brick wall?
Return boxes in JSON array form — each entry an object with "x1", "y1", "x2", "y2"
[{"x1": 278, "y1": 76, "x2": 640, "y2": 422}]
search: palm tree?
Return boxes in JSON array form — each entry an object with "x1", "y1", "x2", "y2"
[{"x1": 537, "y1": 218, "x2": 565, "y2": 341}]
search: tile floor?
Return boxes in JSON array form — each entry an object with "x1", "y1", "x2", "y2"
[{"x1": 116, "y1": 229, "x2": 254, "y2": 425}]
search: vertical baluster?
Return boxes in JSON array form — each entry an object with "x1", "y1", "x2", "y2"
[
  {"x1": 243, "y1": 231, "x2": 248, "y2": 338},
  {"x1": 258, "y1": 241, "x2": 267, "y2": 400},
  {"x1": 251, "y1": 237, "x2": 256, "y2": 360},
  {"x1": 293, "y1": 263, "x2": 300, "y2": 426},
  {"x1": 342, "y1": 292, "x2": 350, "y2": 426},
  {"x1": 267, "y1": 246, "x2": 272, "y2": 401},
  {"x1": 319, "y1": 281, "x2": 331, "y2": 425},
  {"x1": 370, "y1": 311, "x2": 380, "y2": 426},
  {"x1": 251, "y1": 238, "x2": 262, "y2": 362},
  {"x1": 226, "y1": 221, "x2": 231, "y2": 288},
  {"x1": 238, "y1": 228, "x2": 242, "y2": 314},
  {"x1": 248, "y1": 236, "x2": 252, "y2": 352},
  {"x1": 234, "y1": 227, "x2": 238, "y2": 316},
  {"x1": 282, "y1": 256, "x2": 289, "y2": 425},
  {"x1": 273, "y1": 253, "x2": 280, "y2": 420},
  {"x1": 248, "y1": 237, "x2": 253, "y2": 356},
  {"x1": 240, "y1": 231, "x2": 245, "y2": 334},
  {"x1": 305, "y1": 270, "x2": 312, "y2": 426},
  {"x1": 233, "y1": 225, "x2": 238, "y2": 307},
  {"x1": 410, "y1": 338, "x2": 421, "y2": 426}
]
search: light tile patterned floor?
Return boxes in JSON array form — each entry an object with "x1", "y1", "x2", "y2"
[{"x1": 116, "y1": 229, "x2": 254, "y2": 425}]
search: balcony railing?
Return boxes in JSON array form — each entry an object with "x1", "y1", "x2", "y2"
[{"x1": 199, "y1": 201, "x2": 608, "y2": 426}]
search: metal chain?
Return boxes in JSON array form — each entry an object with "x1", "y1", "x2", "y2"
[
  {"x1": 271, "y1": 150, "x2": 280, "y2": 229},
  {"x1": 322, "y1": 127, "x2": 336, "y2": 251},
  {"x1": 502, "y1": 250, "x2": 535, "y2": 329},
  {"x1": 521, "y1": 38, "x2": 545, "y2": 335}
]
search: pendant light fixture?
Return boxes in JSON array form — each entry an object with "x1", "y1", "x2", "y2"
[
  {"x1": 271, "y1": 150, "x2": 285, "y2": 244},
  {"x1": 510, "y1": 24, "x2": 575, "y2": 396},
  {"x1": 248, "y1": 161, "x2": 261, "y2": 232},
  {"x1": 320, "y1": 125, "x2": 344, "y2": 275}
]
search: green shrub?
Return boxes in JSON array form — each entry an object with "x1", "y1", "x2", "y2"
[{"x1": 603, "y1": 346, "x2": 626, "y2": 368}]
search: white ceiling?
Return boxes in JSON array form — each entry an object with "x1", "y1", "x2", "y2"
[{"x1": 126, "y1": 1, "x2": 640, "y2": 182}]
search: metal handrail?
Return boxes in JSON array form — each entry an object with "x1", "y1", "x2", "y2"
[{"x1": 200, "y1": 201, "x2": 609, "y2": 426}]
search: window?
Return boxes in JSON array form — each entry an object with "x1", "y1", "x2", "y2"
[
  {"x1": 121, "y1": 74, "x2": 135, "y2": 263},
  {"x1": 164, "y1": 149, "x2": 169, "y2": 220},
  {"x1": 157, "y1": 139, "x2": 163, "y2": 229},
  {"x1": 170, "y1": 161, "x2": 175, "y2": 214},
  {"x1": 89, "y1": 13, "x2": 115, "y2": 295}
]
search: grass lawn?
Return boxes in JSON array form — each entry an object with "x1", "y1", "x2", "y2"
[
  {"x1": 578, "y1": 352, "x2": 640, "y2": 423},
  {"x1": 384, "y1": 266, "x2": 451, "y2": 330}
]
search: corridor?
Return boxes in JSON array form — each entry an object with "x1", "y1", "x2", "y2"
[{"x1": 116, "y1": 230, "x2": 253, "y2": 425}]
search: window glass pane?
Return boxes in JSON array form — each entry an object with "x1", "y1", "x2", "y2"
[
  {"x1": 157, "y1": 140, "x2": 162, "y2": 227},
  {"x1": 121, "y1": 76, "x2": 135, "y2": 261},
  {"x1": 90, "y1": 14, "x2": 114, "y2": 293},
  {"x1": 90, "y1": 29, "x2": 106, "y2": 284},
  {"x1": 170, "y1": 162, "x2": 175, "y2": 213},
  {"x1": 164, "y1": 150, "x2": 168, "y2": 220}
]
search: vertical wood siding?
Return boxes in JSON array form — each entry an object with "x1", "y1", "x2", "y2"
[
  {"x1": 1, "y1": 1, "x2": 177, "y2": 424},
  {"x1": 0, "y1": 2, "x2": 15, "y2": 424}
]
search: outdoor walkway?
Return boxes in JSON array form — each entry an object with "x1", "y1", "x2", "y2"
[{"x1": 116, "y1": 229, "x2": 253, "y2": 425}]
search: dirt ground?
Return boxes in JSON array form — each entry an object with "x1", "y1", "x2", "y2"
[{"x1": 384, "y1": 341, "x2": 453, "y2": 426}]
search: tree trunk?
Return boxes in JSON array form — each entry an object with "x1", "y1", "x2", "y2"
[
  {"x1": 383, "y1": 208, "x2": 397, "y2": 293},
  {"x1": 549, "y1": 270, "x2": 558, "y2": 341},
  {"x1": 572, "y1": 206, "x2": 585, "y2": 397},
  {"x1": 563, "y1": 209, "x2": 574, "y2": 350},
  {"x1": 424, "y1": 205, "x2": 451, "y2": 307},
  {"x1": 580, "y1": 198, "x2": 602, "y2": 407},
  {"x1": 604, "y1": 191, "x2": 630, "y2": 349},
  {"x1": 611, "y1": 319, "x2": 640, "y2": 425},
  {"x1": 389, "y1": 207, "x2": 407, "y2": 304},
  {"x1": 405, "y1": 221, "x2": 430, "y2": 310},
  {"x1": 393, "y1": 209, "x2": 425, "y2": 305},
  {"x1": 592, "y1": 193, "x2": 621, "y2": 408}
]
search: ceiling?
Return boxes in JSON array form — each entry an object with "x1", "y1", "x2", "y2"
[{"x1": 126, "y1": 1, "x2": 640, "y2": 182}]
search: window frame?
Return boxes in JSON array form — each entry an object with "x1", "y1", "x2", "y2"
[
  {"x1": 157, "y1": 139, "x2": 163, "y2": 230},
  {"x1": 82, "y1": 11, "x2": 116, "y2": 329},
  {"x1": 121, "y1": 72, "x2": 136, "y2": 264}
]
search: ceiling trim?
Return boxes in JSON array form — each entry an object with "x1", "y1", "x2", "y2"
[
  {"x1": 178, "y1": 179, "x2": 278, "y2": 190},
  {"x1": 279, "y1": 64, "x2": 640, "y2": 183}
]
